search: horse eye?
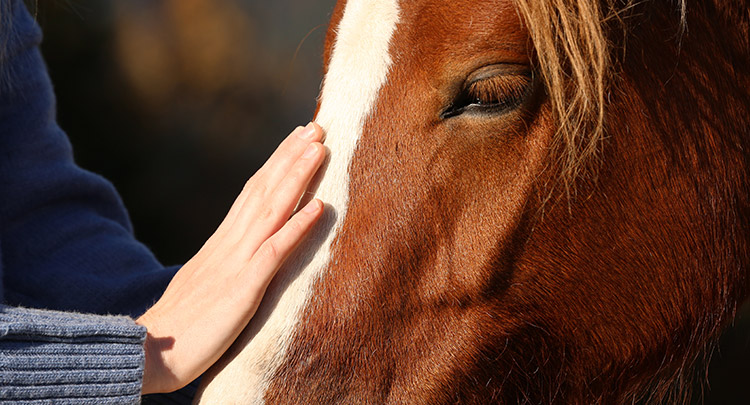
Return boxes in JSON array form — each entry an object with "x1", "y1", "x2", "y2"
[{"x1": 441, "y1": 65, "x2": 532, "y2": 119}]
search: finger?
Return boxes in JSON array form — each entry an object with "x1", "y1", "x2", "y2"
[
  {"x1": 230, "y1": 123, "x2": 323, "y2": 231},
  {"x1": 257, "y1": 122, "x2": 323, "y2": 189},
  {"x1": 241, "y1": 142, "x2": 326, "y2": 252},
  {"x1": 243, "y1": 198, "x2": 323, "y2": 291},
  {"x1": 219, "y1": 123, "x2": 322, "y2": 235},
  {"x1": 240, "y1": 123, "x2": 321, "y2": 206}
]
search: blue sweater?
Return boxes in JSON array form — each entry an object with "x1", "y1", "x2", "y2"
[{"x1": 0, "y1": 1, "x2": 189, "y2": 402}]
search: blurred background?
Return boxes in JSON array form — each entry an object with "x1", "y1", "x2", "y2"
[
  {"x1": 31, "y1": 1, "x2": 750, "y2": 403},
  {"x1": 34, "y1": 0, "x2": 336, "y2": 264}
]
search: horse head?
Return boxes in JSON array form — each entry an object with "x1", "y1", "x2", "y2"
[{"x1": 196, "y1": 0, "x2": 750, "y2": 403}]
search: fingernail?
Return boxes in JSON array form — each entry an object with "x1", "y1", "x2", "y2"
[
  {"x1": 298, "y1": 122, "x2": 317, "y2": 140},
  {"x1": 302, "y1": 143, "x2": 318, "y2": 159},
  {"x1": 302, "y1": 199, "x2": 321, "y2": 213}
]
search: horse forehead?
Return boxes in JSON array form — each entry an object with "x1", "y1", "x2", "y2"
[
  {"x1": 324, "y1": 0, "x2": 523, "y2": 68},
  {"x1": 316, "y1": 0, "x2": 400, "y2": 130},
  {"x1": 322, "y1": 0, "x2": 529, "y2": 109}
]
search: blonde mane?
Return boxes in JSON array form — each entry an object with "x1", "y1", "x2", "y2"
[{"x1": 514, "y1": 0, "x2": 686, "y2": 190}]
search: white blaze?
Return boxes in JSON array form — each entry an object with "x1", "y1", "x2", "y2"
[{"x1": 195, "y1": 1, "x2": 400, "y2": 403}]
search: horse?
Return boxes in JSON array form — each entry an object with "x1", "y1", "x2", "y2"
[{"x1": 194, "y1": 0, "x2": 750, "y2": 403}]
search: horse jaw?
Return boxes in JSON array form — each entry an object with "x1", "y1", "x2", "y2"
[{"x1": 193, "y1": 1, "x2": 401, "y2": 403}]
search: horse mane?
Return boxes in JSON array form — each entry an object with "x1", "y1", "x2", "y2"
[{"x1": 514, "y1": 0, "x2": 688, "y2": 192}]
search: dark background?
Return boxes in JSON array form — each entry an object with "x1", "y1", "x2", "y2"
[
  {"x1": 32, "y1": 1, "x2": 750, "y2": 403},
  {"x1": 36, "y1": 0, "x2": 336, "y2": 264}
]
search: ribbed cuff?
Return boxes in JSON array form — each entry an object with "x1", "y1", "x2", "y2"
[{"x1": 0, "y1": 305, "x2": 146, "y2": 404}]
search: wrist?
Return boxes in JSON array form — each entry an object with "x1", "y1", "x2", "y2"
[{"x1": 137, "y1": 312, "x2": 176, "y2": 394}]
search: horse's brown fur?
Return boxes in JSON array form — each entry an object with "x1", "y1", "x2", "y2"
[{"x1": 263, "y1": 0, "x2": 750, "y2": 403}]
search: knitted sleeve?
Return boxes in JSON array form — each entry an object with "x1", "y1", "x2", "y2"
[
  {"x1": 0, "y1": 305, "x2": 146, "y2": 404},
  {"x1": 0, "y1": 1, "x2": 195, "y2": 402},
  {"x1": 0, "y1": 0, "x2": 177, "y2": 318},
  {"x1": 0, "y1": 2, "x2": 202, "y2": 401}
]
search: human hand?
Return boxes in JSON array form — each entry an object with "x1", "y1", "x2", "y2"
[{"x1": 136, "y1": 123, "x2": 326, "y2": 394}]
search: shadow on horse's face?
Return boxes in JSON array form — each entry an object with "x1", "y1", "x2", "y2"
[{"x1": 197, "y1": 0, "x2": 750, "y2": 403}]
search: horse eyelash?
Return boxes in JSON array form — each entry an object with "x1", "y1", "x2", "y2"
[
  {"x1": 441, "y1": 72, "x2": 532, "y2": 119},
  {"x1": 466, "y1": 74, "x2": 531, "y2": 107}
]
